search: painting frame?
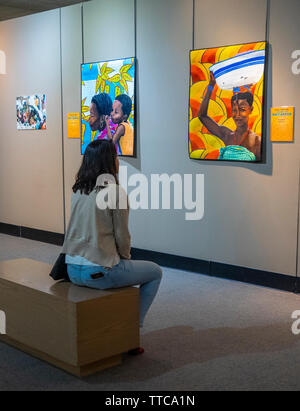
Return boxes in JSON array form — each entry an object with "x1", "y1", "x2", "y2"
[
  {"x1": 188, "y1": 41, "x2": 269, "y2": 163},
  {"x1": 81, "y1": 57, "x2": 136, "y2": 158},
  {"x1": 16, "y1": 94, "x2": 47, "y2": 130}
]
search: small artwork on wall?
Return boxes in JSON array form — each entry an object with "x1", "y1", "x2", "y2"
[
  {"x1": 81, "y1": 57, "x2": 136, "y2": 157},
  {"x1": 189, "y1": 41, "x2": 267, "y2": 162},
  {"x1": 16, "y1": 95, "x2": 46, "y2": 130}
]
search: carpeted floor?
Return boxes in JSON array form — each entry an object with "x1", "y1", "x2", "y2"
[{"x1": 0, "y1": 233, "x2": 300, "y2": 391}]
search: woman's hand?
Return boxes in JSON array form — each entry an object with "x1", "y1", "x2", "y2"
[
  {"x1": 105, "y1": 116, "x2": 113, "y2": 140},
  {"x1": 104, "y1": 115, "x2": 111, "y2": 126}
]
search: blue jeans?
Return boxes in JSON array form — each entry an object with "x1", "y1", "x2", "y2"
[{"x1": 67, "y1": 259, "x2": 162, "y2": 327}]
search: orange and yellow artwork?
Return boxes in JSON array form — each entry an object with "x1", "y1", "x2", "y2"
[{"x1": 189, "y1": 41, "x2": 267, "y2": 162}]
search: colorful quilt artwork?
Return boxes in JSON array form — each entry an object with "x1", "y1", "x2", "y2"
[
  {"x1": 81, "y1": 57, "x2": 135, "y2": 156},
  {"x1": 189, "y1": 42, "x2": 267, "y2": 162},
  {"x1": 16, "y1": 95, "x2": 46, "y2": 130}
]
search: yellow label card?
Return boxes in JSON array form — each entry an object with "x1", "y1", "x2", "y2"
[
  {"x1": 270, "y1": 107, "x2": 294, "y2": 142},
  {"x1": 67, "y1": 113, "x2": 80, "y2": 138}
]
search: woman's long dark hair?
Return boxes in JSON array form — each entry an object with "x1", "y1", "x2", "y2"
[{"x1": 72, "y1": 139, "x2": 118, "y2": 195}]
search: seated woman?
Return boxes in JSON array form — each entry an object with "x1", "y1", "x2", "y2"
[{"x1": 62, "y1": 139, "x2": 162, "y2": 353}]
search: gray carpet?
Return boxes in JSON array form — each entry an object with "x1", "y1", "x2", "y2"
[{"x1": 0, "y1": 233, "x2": 300, "y2": 391}]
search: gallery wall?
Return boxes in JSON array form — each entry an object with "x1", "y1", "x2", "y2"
[
  {"x1": 0, "y1": 10, "x2": 64, "y2": 233},
  {"x1": 0, "y1": 0, "x2": 299, "y2": 277},
  {"x1": 268, "y1": 0, "x2": 300, "y2": 278}
]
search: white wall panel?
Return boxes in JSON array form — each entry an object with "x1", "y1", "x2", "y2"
[
  {"x1": 132, "y1": 0, "x2": 299, "y2": 276},
  {"x1": 83, "y1": 0, "x2": 135, "y2": 63},
  {"x1": 0, "y1": 10, "x2": 64, "y2": 233},
  {"x1": 61, "y1": 4, "x2": 83, "y2": 226},
  {"x1": 268, "y1": 0, "x2": 300, "y2": 276}
]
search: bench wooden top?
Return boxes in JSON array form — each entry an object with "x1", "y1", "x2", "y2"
[{"x1": 0, "y1": 258, "x2": 136, "y2": 303}]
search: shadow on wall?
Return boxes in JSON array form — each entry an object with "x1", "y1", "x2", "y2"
[
  {"x1": 86, "y1": 322, "x2": 296, "y2": 383},
  {"x1": 0, "y1": 50, "x2": 6, "y2": 74}
]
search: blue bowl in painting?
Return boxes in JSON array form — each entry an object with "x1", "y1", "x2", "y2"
[{"x1": 210, "y1": 50, "x2": 265, "y2": 91}]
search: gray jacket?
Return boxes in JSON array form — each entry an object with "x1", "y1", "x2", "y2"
[{"x1": 62, "y1": 184, "x2": 131, "y2": 268}]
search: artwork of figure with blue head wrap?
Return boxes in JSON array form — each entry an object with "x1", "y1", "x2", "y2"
[{"x1": 81, "y1": 58, "x2": 135, "y2": 157}]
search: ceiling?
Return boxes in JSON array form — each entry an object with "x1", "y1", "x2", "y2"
[{"x1": 0, "y1": 0, "x2": 90, "y2": 21}]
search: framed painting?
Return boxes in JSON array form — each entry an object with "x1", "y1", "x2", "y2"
[
  {"x1": 189, "y1": 42, "x2": 267, "y2": 162},
  {"x1": 16, "y1": 94, "x2": 46, "y2": 130},
  {"x1": 81, "y1": 57, "x2": 136, "y2": 157}
]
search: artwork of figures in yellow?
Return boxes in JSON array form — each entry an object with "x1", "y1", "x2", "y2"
[{"x1": 189, "y1": 42, "x2": 266, "y2": 162}]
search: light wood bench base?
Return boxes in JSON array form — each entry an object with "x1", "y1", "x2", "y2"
[
  {"x1": 0, "y1": 335, "x2": 122, "y2": 377},
  {"x1": 0, "y1": 259, "x2": 140, "y2": 377}
]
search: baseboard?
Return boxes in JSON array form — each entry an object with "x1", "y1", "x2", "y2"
[
  {"x1": 0, "y1": 223, "x2": 64, "y2": 246},
  {"x1": 131, "y1": 249, "x2": 298, "y2": 293},
  {"x1": 0, "y1": 222, "x2": 21, "y2": 237},
  {"x1": 130, "y1": 247, "x2": 211, "y2": 275},
  {"x1": 20, "y1": 226, "x2": 64, "y2": 246},
  {"x1": 0, "y1": 222, "x2": 298, "y2": 293}
]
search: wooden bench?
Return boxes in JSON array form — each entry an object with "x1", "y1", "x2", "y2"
[{"x1": 0, "y1": 258, "x2": 140, "y2": 377}]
